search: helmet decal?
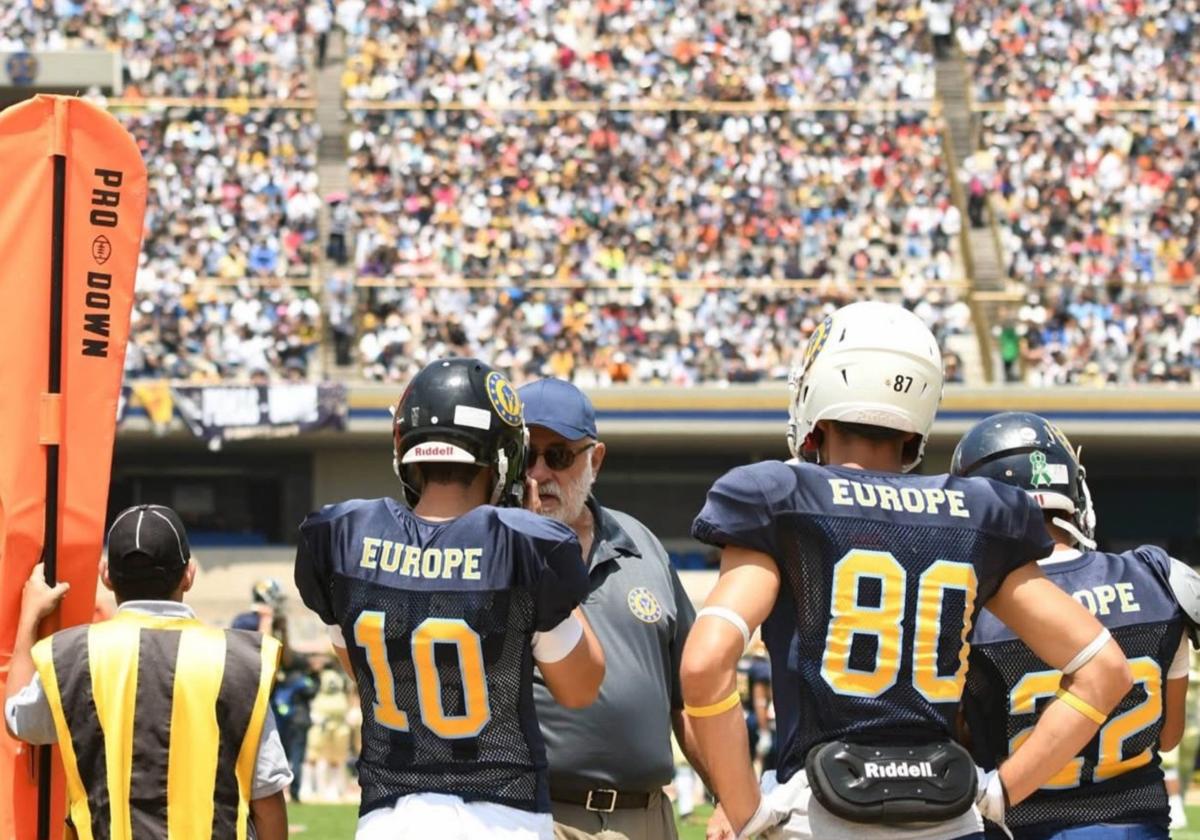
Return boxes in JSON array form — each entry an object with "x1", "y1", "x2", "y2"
[
  {"x1": 800, "y1": 315, "x2": 833, "y2": 375},
  {"x1": 1028, "y1": 450, "x2": 1053, "y2": 488},
  {"x1": 486, "y1": 371, "x2": 523, "y2": 427}
]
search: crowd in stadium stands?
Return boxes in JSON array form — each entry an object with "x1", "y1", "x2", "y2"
[
  {"x1": 348, "y1": 282, "x2": 972, "y2": 386},
  {"x1": 346, "y1": 109, "x2": 961, "y2": 287},
  {"x1": 124, "y1": 278, "x2": 323, "y2": 381},
  {"x1": 0, "y1": 0, "x2": 316, "y2": 99},
  {"x1": 997, "y1": 293, "x2": 1200, "y2": 387},
  {"x1": 955, "y1": 0, "x2": 1200, "y2": 103},
  {"x1": 114, "y1": 106, "x2": 323, "y2": 382},
  {"x1": 974, "y1": 109, "x2": 1200, "y2": 385},
  {"x1": 339, "y1": 0, "x2": 934, "y2": 103},
  {"x1": 123, "y1": 108, "x2": 322, "y2": 282}
]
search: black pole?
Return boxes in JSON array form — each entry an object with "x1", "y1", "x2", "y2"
[{"x1": 37, "y1": 152, "x2": 66, "y2": 840}]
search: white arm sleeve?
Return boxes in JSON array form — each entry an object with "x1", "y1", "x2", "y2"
[
  {"x1": 1169, "y1": 633, "x2": 1190, "y2": 680},
  {"x1": 532, "y1": 614, "x2": 584, "y2": 664},
  {"x1": 328, "y1": 623, "x2": 346, "y2": 648}
]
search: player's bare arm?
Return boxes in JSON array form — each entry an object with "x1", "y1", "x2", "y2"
[
  {"x1": 536, "y1": 606, "x2": 605, "y2": 708},
  {"x1": 1161, "y1": 676, "x2": 1188, "y2": 751},
  {"x1": 671, "y1": 707, "x2": 715, "y2": 793},
  {"x1": 680, "y1": 544, "x2": 780, "y2": 834},
  {"x1": 4, "y1": 563, "x2": 69, "y2": 739},
  {"x1": 986, "y1": 561, "x2": 1133, "y2": 804},
  {"x1": 248, "y1": 789, "x2": 287, "y2": 840}
]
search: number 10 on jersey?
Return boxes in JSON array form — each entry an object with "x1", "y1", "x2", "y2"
[
  {"x1": 821, "y1": 549, "x2": 978, "y2": 701},
  {"x1": 354, "y1": 611, "x2": 492, "y2": 739}
]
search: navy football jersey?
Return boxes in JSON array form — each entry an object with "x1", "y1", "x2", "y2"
[
  {"x1": 294, "y1": 497, "x2": 588, "y2": 815},
  {"x1": 692, "y1": 460, "x2": 1053, "y2": 785},
  {"x1": 965, "y1": 546, "x2": 1186, "y2": 836}
]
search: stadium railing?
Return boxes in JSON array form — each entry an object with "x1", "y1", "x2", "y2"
[{"x1": 344, "y1": 99, "x2": 942, "y2": 113}]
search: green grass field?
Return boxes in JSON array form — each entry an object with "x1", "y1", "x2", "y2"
[
  {"x1": 287, "y1": 801, "x2": 1200, "y2": 838},
  {"x1": 288, "y1": 802, "x2": 717, "y2": 837}
]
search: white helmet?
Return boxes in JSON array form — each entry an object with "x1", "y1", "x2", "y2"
[{"x1": 787, "y1": 302, "x2": 944, "y2": 472}]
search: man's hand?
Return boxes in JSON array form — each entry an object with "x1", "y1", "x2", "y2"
[
  {"x1": 975, "y1": 767, "x2": 1006, "y2": 826},
  {"x1": 20, "y1": 563, "x2": 70, "y2": 624},
  {"x1": 524, "y1": 477, "x2": 542, "y2": 515},
  {"x1": 707, "y1": 803, "x2": 735, "y2": 840},
  {"x1": 736, "y1": 795, "x2": 788, "y2": 840}
]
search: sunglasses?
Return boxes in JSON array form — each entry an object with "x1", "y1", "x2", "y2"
[{"x1": 526, "y1": 442, "x2": 596, "y2": 472}]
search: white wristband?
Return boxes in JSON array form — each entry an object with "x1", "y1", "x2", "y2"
[
  {"x1": 1062, "y1": 628, "x2": 1111, "y2": 675},
  {"x1": 533, "y1": 614, "x2": 584, "y2": 664},
  {"x1": 697, "y1": 606, "x2": 751, "y2": 651}
]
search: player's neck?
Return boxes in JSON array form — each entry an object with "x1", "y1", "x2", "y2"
[
  {"x1": 413, "y1": 484, "x2": 490, "y2": 520},
  {"x1": 1045, "y1": 519, "x2": 1078, "y2": 553},
  {"x1": 822, "y1": 443, "x2": 904, "y2": 473}
]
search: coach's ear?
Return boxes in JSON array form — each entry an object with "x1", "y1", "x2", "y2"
[
  {"x1": 180, "y1": 561, "x2": 197, "y2": 594},
  {"x1": 590, "y1": 440, "x2": 607, "y2": 477},
  {"x1": 99, "y1": 558, "x2": 114, "y2": 593}
]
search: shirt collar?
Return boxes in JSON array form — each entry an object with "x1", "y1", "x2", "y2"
[
  {"x1": 116, "y1": 600, "x2": 196, "y2": 619},
  {"x1": 585, "y1": 495, "x2": 639, "y2": 569},
  {"x1": 1039, "y1": 547, "x2": 1083, "y2": 567}
]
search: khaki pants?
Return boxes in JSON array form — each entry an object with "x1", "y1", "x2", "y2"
[{"x1": 551, "y1": 790, "x2": 678, "y2": 840}]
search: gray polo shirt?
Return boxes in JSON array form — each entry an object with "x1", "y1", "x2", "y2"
[{"x1": 534, "y1": 497, "x2": 695, "y2": 793}]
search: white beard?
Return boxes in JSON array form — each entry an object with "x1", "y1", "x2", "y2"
[{"x1": 539, "y1": 456, "x2": 595, "y2": 526}]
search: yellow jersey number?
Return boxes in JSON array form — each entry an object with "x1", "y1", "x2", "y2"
[
  {"x1": 353, "y1": 611, "x2": 491, "y2": 739},
  {"x1": 821, "y1": 549, "x2": 978, "y2": 701},
  {"x1": 1008, "y1": 657, "x2": 1162, "y2": 788}
]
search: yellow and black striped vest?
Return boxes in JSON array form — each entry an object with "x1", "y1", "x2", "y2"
[{"x1": 30, "y1": 610, "x2": 281, "y2": 840}]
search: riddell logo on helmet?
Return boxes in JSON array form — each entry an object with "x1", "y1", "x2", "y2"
[{"x1": 412, "y1": 444, "x2": 457, "y2": 457}]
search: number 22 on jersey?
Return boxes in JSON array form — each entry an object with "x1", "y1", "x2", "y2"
[
  {"x1": 354, "y1": 611, "x2": 491, "y2": 739},
  {"x1": 821, "y1": 549, "x2": 978, "y2": 701},
  {"x1": 1008, "y1": 657, "x2": 1162, "y2": 788}
]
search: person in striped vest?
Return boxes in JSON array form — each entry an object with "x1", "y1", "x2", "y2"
[{"x1": 4, "y1": 504, "x2": 292, "y2": 840}]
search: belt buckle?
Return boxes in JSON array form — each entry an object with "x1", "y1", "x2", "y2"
[{"x1": 585, "y1": 788, "x2": 618, "y2": 813}]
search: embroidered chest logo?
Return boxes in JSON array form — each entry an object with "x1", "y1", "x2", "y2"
[{"x1": 627, "y1": 587, "x2": 663, "y2": 623}]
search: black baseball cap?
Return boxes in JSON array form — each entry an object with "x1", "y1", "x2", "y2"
[{"x1": 106, "y1": 504, "x2": 191, "y2": 582}]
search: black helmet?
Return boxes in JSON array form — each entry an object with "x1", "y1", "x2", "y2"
[
  {"x1": 950, "y1": 411, "x2": 1095, "y2": 548},
  {"x1": 392, "y1": 358, "x2": 527, "y2": 507}
]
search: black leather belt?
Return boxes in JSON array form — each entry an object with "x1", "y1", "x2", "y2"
[{"x1": 551, "y1": 787, "x2": 652, "y2": 812}]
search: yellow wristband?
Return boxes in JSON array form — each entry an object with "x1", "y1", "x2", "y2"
[
  {"x1": 684, "y1": 690, "x2": 742, "y2": 719},
  {"x1": 1055, "y1": 688, "x2": 1107, "y2": 725}
]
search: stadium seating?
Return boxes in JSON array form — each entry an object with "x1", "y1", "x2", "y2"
[
  {"x1": 958, "y1": 0, "x2": 1200, "y2": 385},
  {"x1": 955, "y1": 0, "x2": 1200, "y2": 103},
  {"x1": 345, "y1": 108, "x2": 959, "y2": 285},
  {"x1": 350, "y1": 280, "x2": 972, "y2": 385},
  {"x1": 340, "y1": 0, "x2": 934, "y2": 104},
  {"x1": 120, "y1": 107, "x2": 323, "y2": 381},
  {"x1": 1, "y1": 0, "x2": 316, "y2": 99}
]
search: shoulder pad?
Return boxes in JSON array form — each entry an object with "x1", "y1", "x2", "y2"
[{"x1": 1168, "y1": 557, "x2": 1200, "y2": 646}]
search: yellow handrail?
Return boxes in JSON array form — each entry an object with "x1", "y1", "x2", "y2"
[
  {"x1": 345, "y1": 98, "x2": 942, "y2": 114},
  {"x1": 970, "y1": 99, "x2": 1200, "y2": 113},
  {"x1": 102, "y1": 97, "x2": 318, "y2": 111},
  {"x1": 350, "y1": 276, "x2": 970, "y2": 291}
]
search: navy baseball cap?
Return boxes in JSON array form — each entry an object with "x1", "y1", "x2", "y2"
[
  {"x1": 106, "y1": 504, "x2": 191, "y2": 582},
  {"x1": 518, "y1": 378, "x2": 598, "y2": 441}
]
